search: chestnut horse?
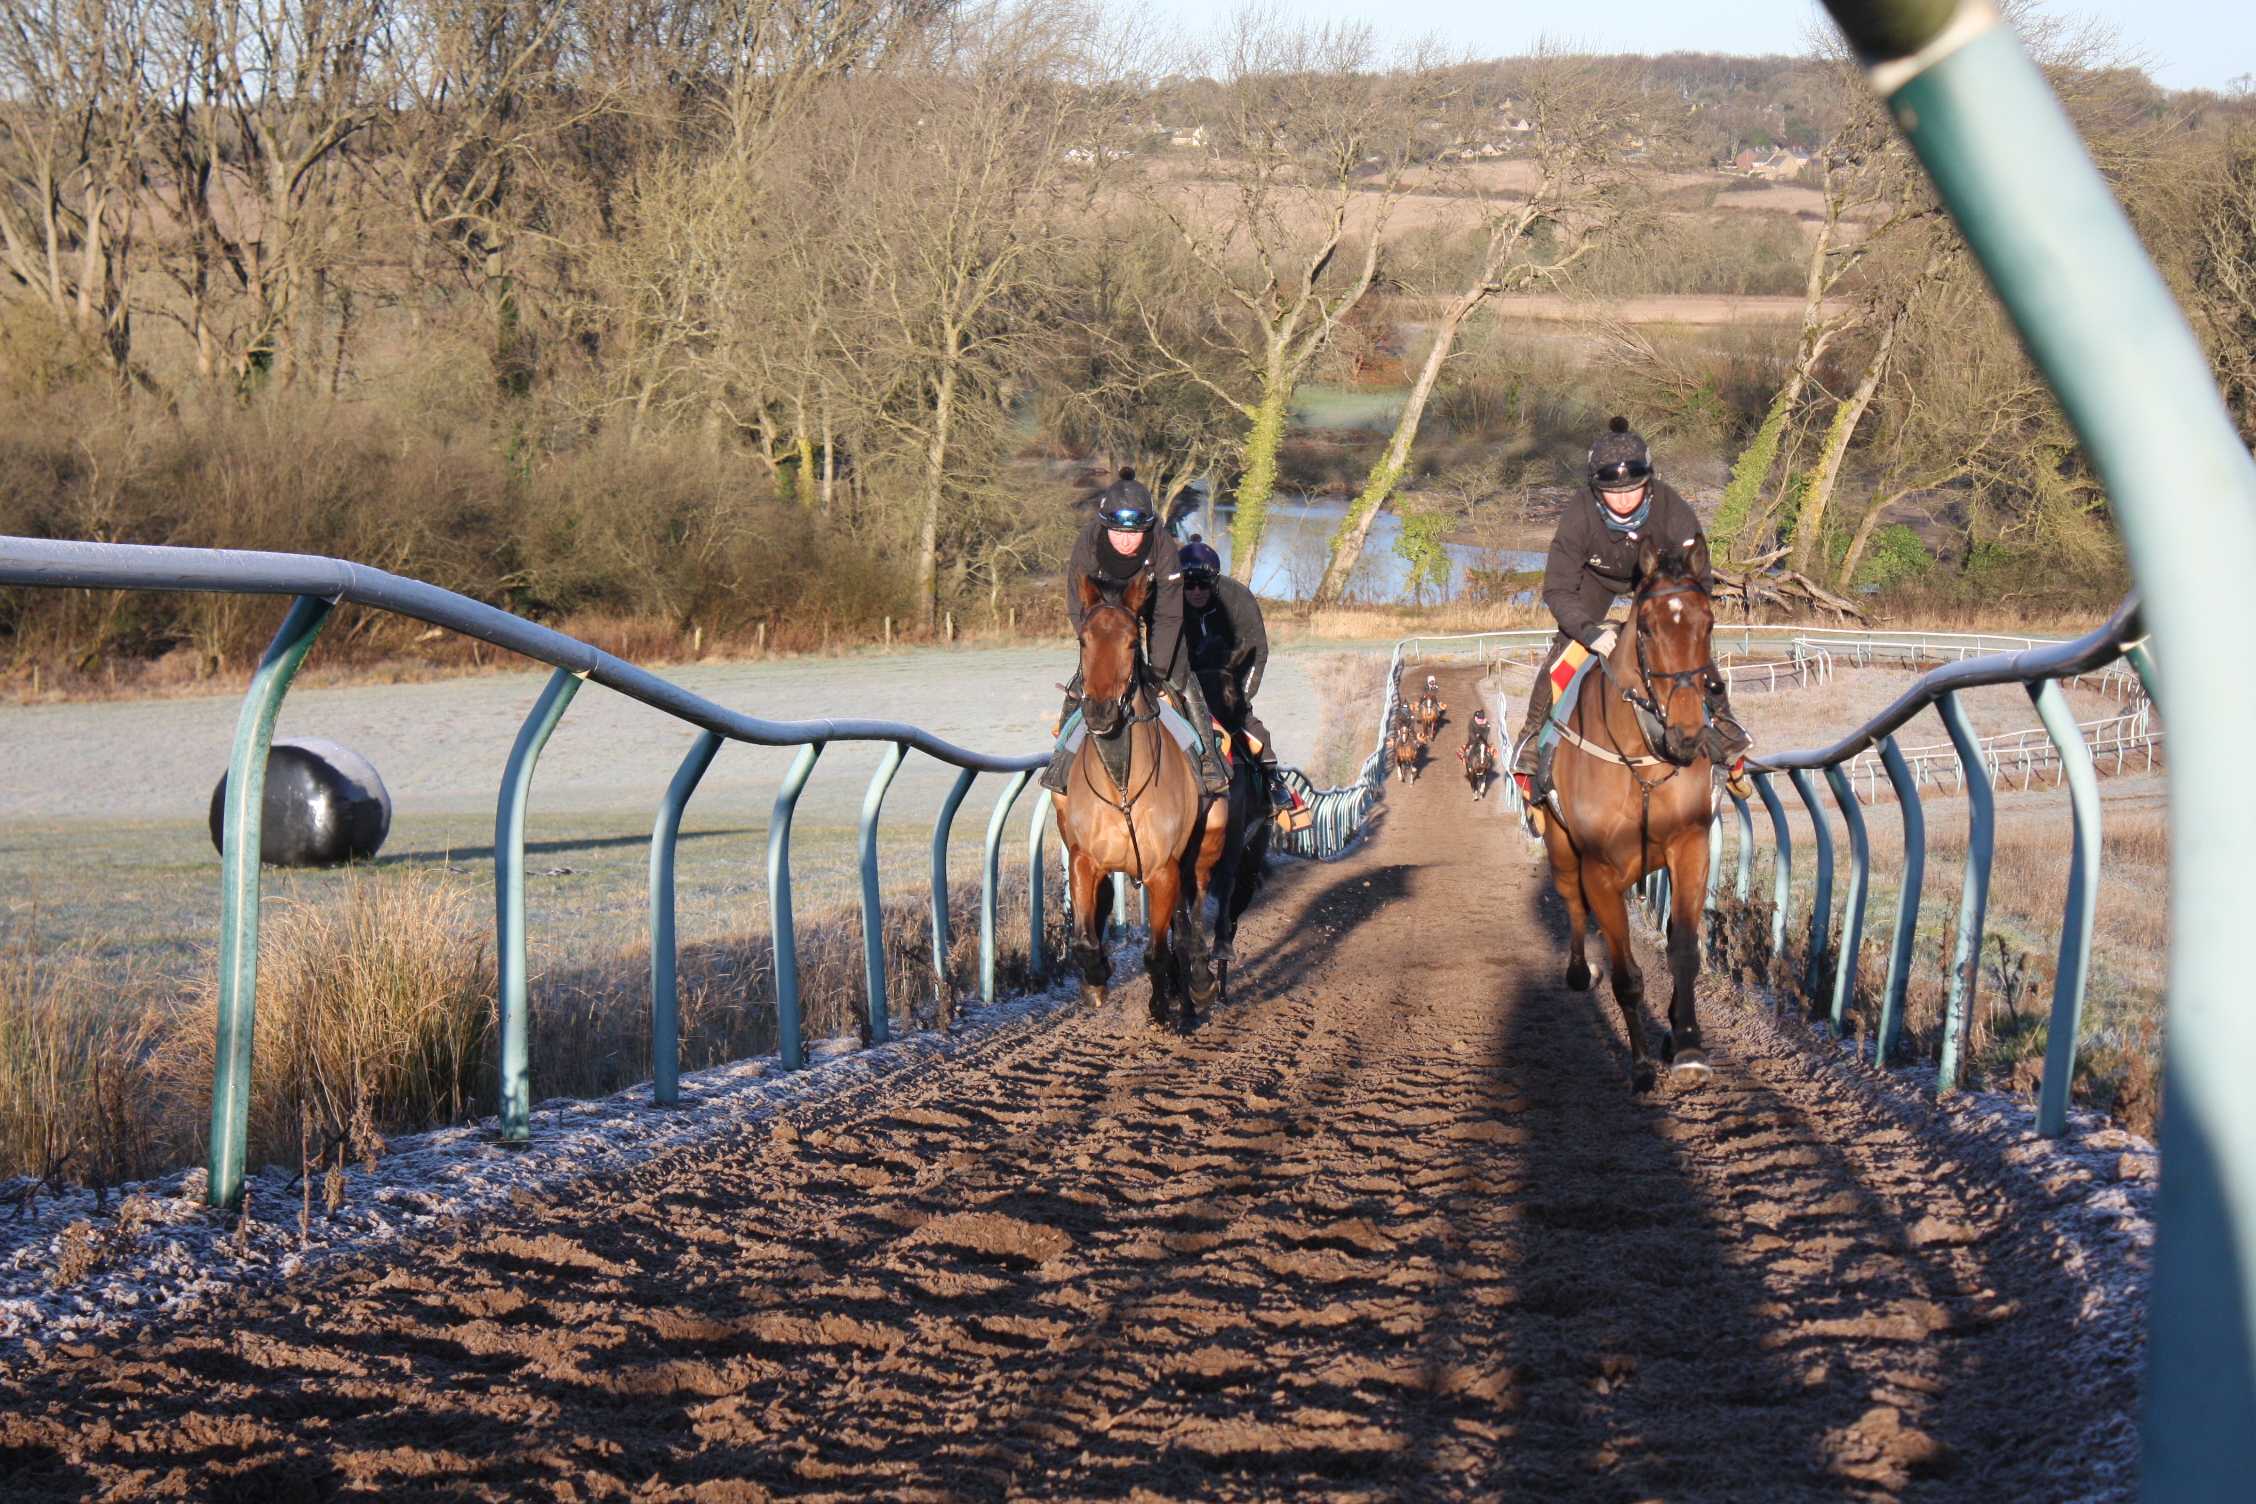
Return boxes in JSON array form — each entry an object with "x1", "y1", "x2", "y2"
[
  {"x1": 1413, "y1": 679, "x2": 1445, "y2": 744},
  {"x1": 1390, "y1": 713, "x2": 1422, "y2": 784},
  {"x1": 1053, "y1": 573, "x2": 1228, "y2": 1032},
  {"x1": 1540, "y1": 537, "x2": 1724, "y2": 1091}
]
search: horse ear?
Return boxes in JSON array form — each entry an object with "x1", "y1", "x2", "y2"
[
  {"x1": 1077, "y1": 572, "x2": 1103, "y2": 614},
  {"x1": 1123, "y1": 571, "x2": 1150, "y2": 613},
  {"x1": 1637, "y1": 533, "x2": 1661, "y2": 581},
  {"x1": 1688, "y1": 535, "x2": 1711, "y2": 580}
]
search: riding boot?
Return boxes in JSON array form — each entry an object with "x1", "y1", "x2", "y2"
[
  {"x1": 1174, "y1": 673, "x2": 1233, "y2": 797},
  {"x1": 1513, "y1": 633, "x2": 1569, "y2": 777},
  {"x1": 1041, "y1": 680, "x2": 1085, "y2": 795}
]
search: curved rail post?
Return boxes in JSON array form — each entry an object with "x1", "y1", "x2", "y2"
[
  {"x1": 1732, "y1": 791, "x2": 1755, "y2": 900},
  {"x1": 649, "y1": 728, "x2": 724, "y2": 1106},
  {"x1": 1935, "y1": 690, "x2": 1994, "y2": 1094},
  {"x1": 768, "y1": 742, "x2": 825, "y2": 1069},
  {"x1": 857, "y1": 742, "x2": 908, "y2": 1046},
  {"x1": 496, "y1": 666, "x2": 584, "y2": 1144},
  {"x1": 208, "y1": 593, "x2": 333, "y2": 1209},
  {"x1": 930, "y1": 766, "x2": 976, "y2": 1016},
  {"x1": 1754, "y1": 773, "x2": 1793, "y2": 961},
  {"x1": 1790, "y1": 769, "x2": 1835, "y2": 1005},
  {"x1": 2031, "y1": 680, "x2": 2102, "y2": 1136},
  {"x1": 1026, "y1": 794, "x2": 1051, "y2": 985},
  {"x1": 981, "y1": 770, "x2": 1034, "y2": 1005},
  {"x1": 1877, "y1": 735, "x2": 1925, "y2": 1068},
  {"x1": 1704, "y1": 803, "x2": 1724, "y2": 948},
  {"x1": 1825, "y1": 764, "x2": 1871, "y2": 1038}
]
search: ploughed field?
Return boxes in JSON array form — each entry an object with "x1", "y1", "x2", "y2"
[{"x1": 0, "y1": 664, "x2": 2141, "y2": 1502}]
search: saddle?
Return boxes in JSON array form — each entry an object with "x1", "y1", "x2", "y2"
[{"x1": 1513, "y1": 641, "x2": 1601, "y2": 812}]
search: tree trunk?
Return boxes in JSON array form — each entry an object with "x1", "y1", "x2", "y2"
[
  {"x1": 1716, "y1": 207, "x2": 1843, "y2": 557},
  {"x1": 917, "y1": 358, "x2": 960, "y2": 629},
  {"x1": 1835, "y1": 484, "x2": 1918, "y2": 592},
  {"x1": 1788, "y1": 312, "x2": 1900, "y2": 575},
  {"x1": 1314, "y1": 293, "x2": 1477, "y2": 607},
  {"x1": 1229, "y1": 377, "x2": 1291, "y2": 584}
]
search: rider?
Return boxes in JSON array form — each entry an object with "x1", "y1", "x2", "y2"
[
  {"x1": 1041, "y1": 469, "x2": 1232, "y2": 797},
  {"x1": 1177, "y1": 536, "x2": 1290, "y2": 806},
  {"x1": 1459, "y1": 704, "x2": 1494, "y2": 762},
  {"x1": 1511, "y1": 416, "x2": 1748, "y2": 787}
]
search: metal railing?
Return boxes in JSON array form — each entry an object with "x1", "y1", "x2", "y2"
[
  {"x1": 1728, "y1": 596, "x2": 2151, "y2": 1129},
  {"x1": 0, "y1": 537, "x2": 1051, "y2": 1210}
]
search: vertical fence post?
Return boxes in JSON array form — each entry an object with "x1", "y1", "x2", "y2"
[
  {"x1": 1732, "y1": 792, "x2": 1755, "y2": 900},
  {"x1": 1936, "y1": 690, "x2": 1993, "y2": 1094},
  {"x1": 1705, "y1": 803, "x2": 1724, "y2": 918},
  {"x1": 208, "y1": 594, "x2": 333, "y2": 1209},
  {"x1": 1753, "y1": 772, "x2": 1793, "y2": 961},
  {"x1": 650, "y1": 728, "x2": 724, "y2": 1106},
  {"x1": 1825, "y1": 764, "x2": 1870, "y2": 1039},
  {"x1": 981, "y1": 770, "x2": 1034, "y2": 1006},
  {"x1": 930, "y1": 766, "x2": 976, "y2": 1014},
  {"x1": 857, "y1": 742, "x2": 907, "y2": 1046},
  {"x1": 1877, "y1": 735, "x2": 1925, "y2": 1068},
  {"x1": 495, "y1": 666, "x2": 584, "y2": 1146},
  {"x1": 1026, "y1": 793, "x2": 1051, "y2": 985},
  {"x1": 768, "y1": 742, "x2": 825, "y2": 1068},
  {"x1": 2031, "y1": 679, "x2": 2102, "y2": 1136},
  {"x1": 1789, "y1": 769, "x2": 1834, "y2": 1005}
]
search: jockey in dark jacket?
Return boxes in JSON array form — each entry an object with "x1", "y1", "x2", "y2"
[
  {"x1": 1512, "y1": 417, "x2": 1748, "y2": 785},
  {"x1": 1177, "y1": 536, "x2": 1289, "y2": 803},
  {"x1": 1042, "y1": 469, "x2": 1231, "y2": 796}
]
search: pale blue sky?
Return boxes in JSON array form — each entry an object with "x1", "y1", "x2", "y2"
[{"x1": 1158, "y1": 0, "x2": 2250, "y2": 92}]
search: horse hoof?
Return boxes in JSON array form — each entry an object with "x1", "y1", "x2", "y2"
[
  {"x1": 1658, "y1": 1029, "x2": 1676, "y2": 1066},
  {"x1": 1565, "y1": 960, "x2": 1592, "y2": 992},
  {"x1": 1670, "y1": 1050, "x2": 1713, "y2": 1086},
  {"x1": 1630, "y1": 1061, "x2": 1657, "y2": 1094},
  {"x1": 1079, "y1": 983, "x2": 1108, "y2": 1010},
  {"x1": 1191, "y1": 979, "x2": 1220, "y2": 1007}
]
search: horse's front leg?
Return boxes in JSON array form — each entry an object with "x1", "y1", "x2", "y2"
[
  {"x1": 1142, "y1": 857, "x2": 1187, "y2": 1030},
  {"x1": 1543, "y1": 823, "x2": 1593, "y2": 993},
  {"x1": 1068, "y1": 847, "x2": 1113, "y2": 1007},
  {"x1": 1665, "y1": 827, "x2": 1713, "y2": 1083},
  {"x1": 1183, "y1": 801, "x2": 1228, "y2": 1008},
  {"x1": 1584, "y1": 863, "x2": 1655, "y2": 1092}
]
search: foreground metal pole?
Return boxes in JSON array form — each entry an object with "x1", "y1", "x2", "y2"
[
  {"x1": 496, "y1": 666, "x2": 584, "y2": 1144},
  {"x1": 1026, "y1": 795, "x2": 1051, "y2": 985},
  {"x1": 1754, "y1": 773, "x2": 1792, "y2": 960},
  {"x1": 2031, "y1": 680, "x2": 2101, "y2": 1137},
  {"x1": 1790, "y1": 769, "x2": 1834, "y2": 1006},
  {"x1": 930, "y1": 767, "x2": 976, "y2": 1011},
  {"x1": 768, "y1": 742, "x2": 825, "y2": 1069},
  {"x1": 209, "y1": 594, "x2": 333, "y2": 1209},
  {"x1": 1877, "y1": 736, "x2": 1925, "y2": 1067},
  {"x1": 1732, "y1": 792, "x2": 1754, "y2": 900},
  {"x1": 1825, "y1": 765, "x2": 1870, "y2": 1038},
  {"x1": 1808, "y1": 1, "x2": 2256, "y2": 1482},
  {"x1": 981, "y1": 771, "x2": 1033, "y2": 1006},
  {"x1": 1935, "y1": 690, "x2": 1993, "y2": 1094},
  {"x1": 649, "y1": 728, "x2": 723, "y2": 1106},
  {"x1": 857, "y1": 742, "x2": 907, "y2": 1046}
]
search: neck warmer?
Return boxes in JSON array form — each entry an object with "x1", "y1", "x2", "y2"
[{"x1": 1598, "y1": 489, "x2": 1652, "y2": 533}]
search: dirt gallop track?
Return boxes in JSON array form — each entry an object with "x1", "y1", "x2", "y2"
[{"x1": 2, "y1": 665, "x2": 2137, "y2": 1502}]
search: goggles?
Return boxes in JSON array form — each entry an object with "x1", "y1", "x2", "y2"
[
  {"x1": 1592, "y1": 460, "x2": 1652, "y2": 488},
  {"x1": 1182, "y1": 565, "x2": 1218, "y2": 587},
  {"x1": 1098, "y1": 506, "x2": 1157, "y2": 531}
]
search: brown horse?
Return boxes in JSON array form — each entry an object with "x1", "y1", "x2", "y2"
[
  {"x1": 1413, "y1": 678, "x2": 1445, "y2": 744},
  {"x1": 1540, "y1": 537, "x2": 1724, "y2": 1091},
  {"x1": 1462, "y1": 728, "x2": 1495, "y2": 800},
  {"x1": 1053, "y1": 573, "x2": 1227, "y2": 1032},
  {"x1": 1390, "y1": 713, "x2": 1422, "y2": 784}
]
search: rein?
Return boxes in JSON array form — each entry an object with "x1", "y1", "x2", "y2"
[{"x1": 1075, "y1": 594, "x2": 1181, "y2": 881}]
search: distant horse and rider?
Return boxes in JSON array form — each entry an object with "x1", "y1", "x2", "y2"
[
  {"x1": 1413, "y1": 675, "x2": 1445, "y2": 744},
  {"x1": 1459, "y1": 706, "x2": 1496, "y2": 801},
  {"x1": 1390, "y1": 709, "x2": 1422, "y2": 784}
]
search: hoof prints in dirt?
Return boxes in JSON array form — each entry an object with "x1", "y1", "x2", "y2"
[{"x1": 0, "y1": 666, "x2": 2142, "y2": 1502}]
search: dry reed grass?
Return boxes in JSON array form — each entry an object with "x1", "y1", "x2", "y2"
[
  {"x1": 1300, "y1": 653, "x2": 1394, "y2": 787},
  {"x1": 0, "y1": 914, "x2": 167, "y2": 1189}
]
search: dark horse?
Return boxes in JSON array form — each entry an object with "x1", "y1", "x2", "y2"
[
  {"x1": 1540, "y1": 537, "x2": 1723, "y2": 1091},
  {"x1": 1390, "y1": 712, "x2": 1422, "y2": 784},
  {"x1": 1193, "y1": 669, "x2": 1271, "y2": 999},
  {"x1": 1461, "y1": 725, "x2": 1495, "y2": 801},
  {"x1": 1054, "y1": 573, "x2": 1227, "y2": 1032}
]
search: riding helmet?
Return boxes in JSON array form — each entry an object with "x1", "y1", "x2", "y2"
[
  {"x1": 1589, "y1": 416, "x2": 1653, "y2": 492},
  {"x1": 1179, "y1": 535, "x2": 1222, "y2": 581},
  {"x1": 1095, "y1": 467, "x2": 1158, "y2": 531}
]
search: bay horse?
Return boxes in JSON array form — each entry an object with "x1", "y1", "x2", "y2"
[
  {"x1": 1462, "y1": 727, "x2": 1495, "y2": 800},
  {"x1": 1540, "y1": 536, "x2": 1724, "y2": 1091},
  {"x1": 1413, "y1": 677, "x2": 1445, "y2": 744},
  {"x1": 1390, "y1": 713, "x2": 1421, "y2": 784},
  {"x1": 1053, "y1": 573, "x2": 1226, "y2": 1032}
]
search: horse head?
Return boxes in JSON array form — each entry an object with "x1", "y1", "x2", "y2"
[
  {"x1": 1077, "y1": 572, "x2": 1148, "y2": 738},
  {"x1": 1632, "y1": 535, "x2": 1722, "y2": 766}
]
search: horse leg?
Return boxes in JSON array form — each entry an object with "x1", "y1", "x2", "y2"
[
  {"x1": 1143, "y1": 859, "x2": 1186, "y2": 1030},
  {"x1": 1068, "y1": 849, "x2": 1113, "y2": 1007},
  {"x1": 1182, "y1": 807, "x2": 1224, "y2": 1010},
  {"x1": 1544, "y1": 826, "x2": 1593, "y2": 992},
  {"x1": 1666, "y1": 828, "x2": 1714, "y2": 1084},
  {"x1": 1584, "y1": 864, "x2": 1656, "y2": 1092}
]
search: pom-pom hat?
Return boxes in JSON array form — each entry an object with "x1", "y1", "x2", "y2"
[{"x1": 1588, "y1": 416, "x2": 1653, "y2": 492}]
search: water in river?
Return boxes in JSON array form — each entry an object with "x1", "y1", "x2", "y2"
[{"x1": 1185, "y1": 496, "x2": 1543, "y2": 603}]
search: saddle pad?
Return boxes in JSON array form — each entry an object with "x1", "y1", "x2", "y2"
[{"x1": 1538, "y1": 643, "x2": 1600, "y2": 759}]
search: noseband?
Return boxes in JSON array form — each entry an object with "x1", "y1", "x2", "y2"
[{"x1": 1615, "y1": 579, "x2": 1725, "y2": 767}]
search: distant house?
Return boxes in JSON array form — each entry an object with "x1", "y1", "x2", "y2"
[
  {"x1": 1733, "y1": 148, "x2": 1759, "y2": 173},
  {"x1": 1751, "y1": 148, "x2": 1809, "y2": 180},
  {"x1": 1170, "y1": 125, "x2": 1208, "y2": 148}
]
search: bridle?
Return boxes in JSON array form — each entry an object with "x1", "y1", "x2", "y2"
[
  {"x1": 1605, "y1": 578, "x2": 1726, "y2": 769},
  {"x1": 1075, "y1": 592, "x2": 1169, "y2": 877}
]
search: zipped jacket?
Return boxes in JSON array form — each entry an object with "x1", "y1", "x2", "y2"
[{"x1": 1541, "y1": 479, "x2": 1711, "y2": 648}]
